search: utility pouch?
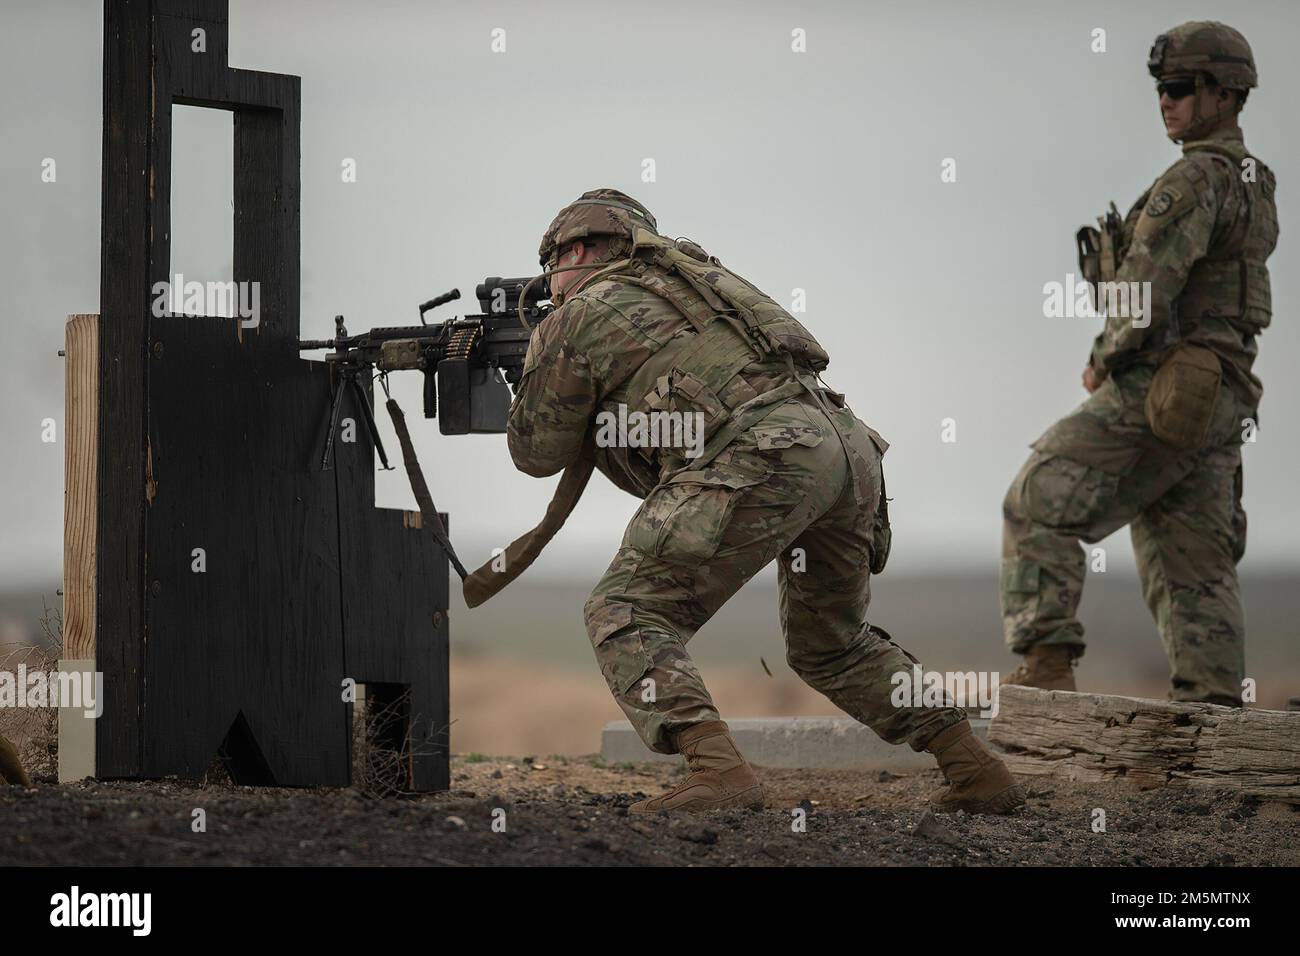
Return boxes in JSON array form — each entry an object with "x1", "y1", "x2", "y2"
[
  {"x1": 1145, "y1": 344, "x2": 1222, "y2": 450},
  {"x1": 870, "y1": 469, "x2": 892, "y2": 575},
  {"x1": 865, "y1": 427, "x2": 891, "y2": 575}
]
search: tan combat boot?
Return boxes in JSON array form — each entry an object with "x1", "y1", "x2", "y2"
[
  {"x1": 628, "y1": 720, "x2": 764, "y2": 814},
  {"x1": 1000, "y1": 644, "x2": 1079, "y2": 692},
  {"x1": 925, "y1": 720, "x2": 1024, "y2": 815},
  {"x1": 0, "y1": 733, "x2": 32, "y2": 787}
]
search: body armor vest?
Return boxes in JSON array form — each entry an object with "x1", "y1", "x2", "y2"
[
  {"x1": 1124, "y1": 139, "x2": 1277, "y2": 405},
  {"x1": 1173, "y1": 142, "x2": 1277, "y2": 405},
  {"x1": 578, "y1": 230, "x2": 832, "y2": 493}
]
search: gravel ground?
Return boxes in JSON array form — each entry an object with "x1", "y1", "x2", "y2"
[{"x1": 2, "y1": 756, "x2": 1297, "y2": 866}]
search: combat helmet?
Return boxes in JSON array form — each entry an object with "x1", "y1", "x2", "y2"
[
  {"x1": 537, "y1": 188, "x2": 657, "y2": 268},
  {"x1": 1148, "y1": 21, "x2": 1257, "y2": 90},
  {"x1": 1148, "y1": 22, "x2": 1256, "y2": 142}
]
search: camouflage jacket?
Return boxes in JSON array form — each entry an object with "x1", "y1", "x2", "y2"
[
  {"x1": 1090, "y1": 127, "x2": 1278, "y2": 408},
  {"x1": 507, "y1": 267, "x2": 794, "y2": 499}
]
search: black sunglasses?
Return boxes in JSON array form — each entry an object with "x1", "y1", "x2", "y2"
[{"x1": 1156, "y1": 79, "x2": 1197, "y2": 100}]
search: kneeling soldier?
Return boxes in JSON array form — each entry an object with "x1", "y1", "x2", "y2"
[{"x1": 508, "y1": 189, "x2": 1024, "y2": 815}]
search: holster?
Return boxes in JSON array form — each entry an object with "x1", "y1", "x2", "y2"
[
  {"x1": 1076, "y1": 202, "x2": 1123, "y2": 314},
  {"x1": 1145, "y1": 344, "x2": 1222, "y2": 450}
]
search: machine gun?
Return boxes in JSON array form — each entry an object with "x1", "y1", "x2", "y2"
[
  {"x1": 299, "y1": 276, "x2": 552, "y2": 581},
  {"x1": 299, "y1": 276, "x2": 552, "y2": 471}
]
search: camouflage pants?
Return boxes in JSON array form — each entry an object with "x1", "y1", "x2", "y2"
[
  {"x1": 584, "y1": 395, "x2": 965, "y2": 754},
  {"x1": 1000, "y1": 366, "x2": 1249, "y2": 704}
]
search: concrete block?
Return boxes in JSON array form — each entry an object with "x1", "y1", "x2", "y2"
[
  {"x1": 601, "y1": 716, "x2": 990, "y2": 771},
  {"x1": 57, "y1": 658, "x2": 98, "y2": 783}
]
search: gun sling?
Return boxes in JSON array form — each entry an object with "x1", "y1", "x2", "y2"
[
  {"x1": 462, "y1": 454, "x2": 596, "y2": 608},
  {"x1": 384, "y1": 397, "x2": 469, "y2": 580},
  {"x1": 387, "y1": 391, "x2": 596, "y2": 607}
]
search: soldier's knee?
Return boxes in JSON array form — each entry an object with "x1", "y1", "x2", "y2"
[
  {"x1": 1016, "y1": 453, "x2": 1117, "y2": 530},
  {"x1": 786, "y1": 627, "x2": 866, "y2": 681},
  {"x1": 583, "y1": 548, "x2": 643, "y2": 637},
  {"x1": 584, "y1": 592, "x2": 634, "y2": 648},
  {"x1": 787, "y1": 622, "x2": 913, "y2": 689},
  {"x1": 786, "y1": 636, "x2": 827, "y2": 675},
  {"x1": 786, "y1": 647, "x2": 832, "y2": 684},
  {"x1": 582, "y1": 591, "x2": 604, "y2": 636},
  {"x1": 584, "y1": 595, "x2": 654, "y2": 697},
  {"x1": 1002, "y1": 455, "x2": 1040, "y2": 525}
]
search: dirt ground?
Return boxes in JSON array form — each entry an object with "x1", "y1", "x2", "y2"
[{"x1": 2, "y1": 755, "x2": 1297, "y2": 867}]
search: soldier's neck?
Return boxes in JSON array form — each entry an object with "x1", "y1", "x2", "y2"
[{"x1": 1181, "y1": 118, "x2": 1242, "y2": 149}]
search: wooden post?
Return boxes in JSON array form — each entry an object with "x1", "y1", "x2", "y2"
[{"x1": 60, "y1": 314, "x2": 100, "y2": 782}]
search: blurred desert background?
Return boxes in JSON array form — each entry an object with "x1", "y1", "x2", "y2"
[
  {"x1": 4, "y1": 566, "x2": 1296, "y2": 757},
  {"x1": 1, "y1": 1, "x2": 1297, "y2": 761}
]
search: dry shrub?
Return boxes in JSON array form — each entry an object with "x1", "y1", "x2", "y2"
[
  {"x1": 350, "y1": 686, "x2": 450, "y2": 799},
  {"x1": 0, "y1": 600, "x2": 62, "y2": 781}
]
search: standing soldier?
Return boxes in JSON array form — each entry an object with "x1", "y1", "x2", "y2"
[
  {"x1": 508, "y1": 189, "x2": 1024, "y2": 815},
  {"x1": 1000, "y1": 22, "x2": 1277, "y2": 705}
]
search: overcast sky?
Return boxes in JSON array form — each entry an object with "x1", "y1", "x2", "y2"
[{"x1": 2, "y1": 0, "x2": 1296, "y2": 590}]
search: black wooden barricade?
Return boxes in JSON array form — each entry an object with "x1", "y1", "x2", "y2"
[{"x1": 96, "y1": 0, "x2": 448, "y2": 789}]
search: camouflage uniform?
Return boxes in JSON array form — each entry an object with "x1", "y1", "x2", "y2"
[
  {"x1": 510, "y1": 190, "x2": 964, "y2": 755},
  {"x1": 1001, "y1": 23, "x2": 1277, "y2": 705}
]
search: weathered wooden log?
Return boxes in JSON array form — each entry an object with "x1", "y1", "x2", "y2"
[{"x1": 989, "y1": 685, "x2": 1300, "y2": 803}]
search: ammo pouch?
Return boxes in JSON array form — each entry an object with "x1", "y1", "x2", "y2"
[
  {"x1": 642, "y1": 360, "x2": 737, "y2": 461},
  {"x1": 1145, "y1": 344, "x2": 1222, "y2": 450}
]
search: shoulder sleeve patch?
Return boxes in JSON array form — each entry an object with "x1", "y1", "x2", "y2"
[
  {"x1": 1144, "y1": 188, "x2": 1179, "y2": 217},
  {"x1": 1132, "y1": 164, "x2": 1204, "y2": 243}
]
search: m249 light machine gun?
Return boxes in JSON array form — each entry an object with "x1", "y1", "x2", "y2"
[
  {"x1": 299, "y1": 276, "x2": 553, "y2": 579},
  {"x1": 300, "y1": 276, "x2": 552, "y2": 467}
]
